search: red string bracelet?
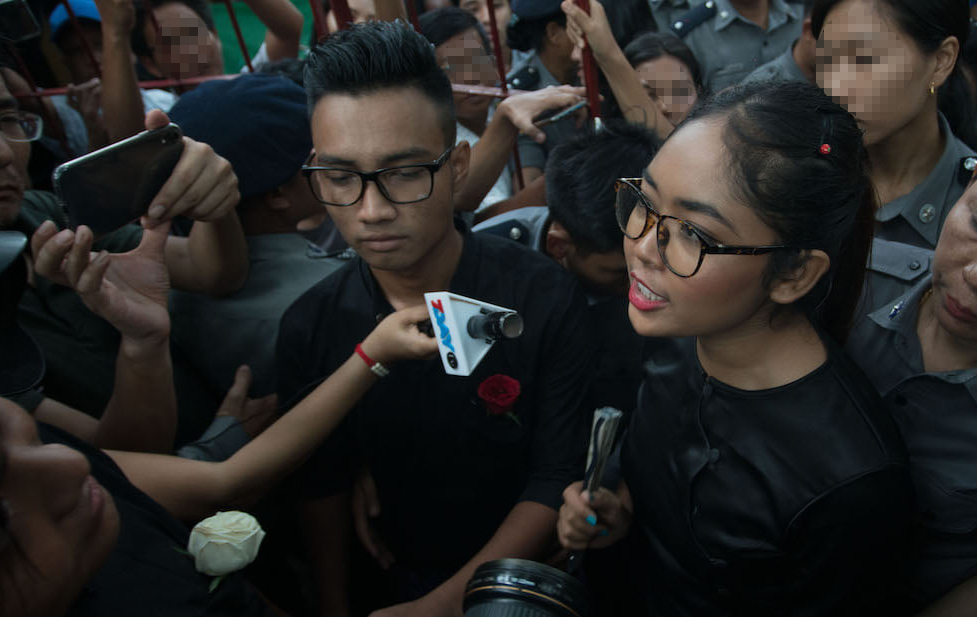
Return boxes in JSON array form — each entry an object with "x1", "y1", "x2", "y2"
[{"x1": 355, "y1": 343, "x2": 389, "y2": 377}]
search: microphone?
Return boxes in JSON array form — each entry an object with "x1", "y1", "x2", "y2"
[{"x1": 467, "y1": 310, "x2": 524, "y2": 341}]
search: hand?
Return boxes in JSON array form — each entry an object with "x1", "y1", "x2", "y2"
[
  {"x1": 499, "y1": 85, "x2": 587, "y2": 143},
  {"x1": 561, "y1": 0, "x2": 617, "y2": 62},
  {"x1": 93, "y1": 0, "x2": 135, "y2": 35},
  {"x1": 30, "y1": 219, "x2": 171, "y2": 344},
  {"x1": 369, "y1": 595, "x2": 455, "y2": 617},
  {"x1": 352, "y1": 467, "x2": 395, "y2": 569},
  {"x1": 66, "y1": 78, "x2": 104, "y2": 132},
  {"x1": 216, "y1": 366, "x2": 278, "y2": 438},
  {"x1": 359, "y1": 304, "x2": 439, "y2": 366},
  {"x1": 557, "y1": 481, "x2": 632, "y2": 551},
  {"x1": 143, "y1": 109, "x2": 240, "y2": 227}
]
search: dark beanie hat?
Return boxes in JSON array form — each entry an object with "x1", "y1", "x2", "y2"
[{"x1": 168, "y1": 73, "x2": 312, "y2": 199}]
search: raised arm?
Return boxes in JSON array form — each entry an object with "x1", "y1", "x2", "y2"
[
  {"x1": 106, "y1": 305, "x2": 438, "y2": 521},
  {"x1": 242, "y1": 0, "x2": 304, "y2": 63},
  {"x1": 457, "y1": 86, "x2": 585, "y2": 212},
  {"x1": 95, "y1": 0, "x2": 146, "y2": 142},
  {"x1": 30, "y1": 220, "x2": 177, "y2": 452},
  {"x1": 561, "y1": 0, "x2": 671, "y2": 139}
]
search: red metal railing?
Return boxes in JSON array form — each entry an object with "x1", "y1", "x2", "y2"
[{"x1": 10, "y1": 0, "x2": 604, "y2": 182}]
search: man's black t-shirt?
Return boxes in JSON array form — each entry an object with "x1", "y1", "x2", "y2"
[
  {"x1": 277, "y1": 222, "x2": 595, "y2": 572},
  {"x1": 37, "y1": 424, "x2": 275, "y2": 617}
]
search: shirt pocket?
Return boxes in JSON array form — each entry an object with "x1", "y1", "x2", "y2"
[{"x1": 914, "y1": 469, "x2": 977, "y2": 534}]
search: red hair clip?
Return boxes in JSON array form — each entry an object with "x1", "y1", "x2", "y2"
[{"x1": 819, "y1": 144, "x2": 832, "y2": 155}]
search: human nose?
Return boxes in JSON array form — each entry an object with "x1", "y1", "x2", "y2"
[
  {"x1": 356, "y1": 179, "x2": 398, "y2": 224},
  {"x1": 13, "y1": 442, "x2": 92, "y2": 520},
  {"x1": 963, "y1": 259, "x2": 977, "y2": 292}
]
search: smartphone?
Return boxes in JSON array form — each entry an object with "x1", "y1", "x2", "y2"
[
  {"x1": 0, "y1": 0, "x2": 38, "y2": 42},
  {"x1": 53, "y1": 124, "x2": 185, "y2": 235}
]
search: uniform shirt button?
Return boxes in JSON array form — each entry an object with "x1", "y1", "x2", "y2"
[
  {"x1": 909, "y1": 260, "x2": 921, "y2": 271},
  {"x1": 919, "y1": 204, "x2": 936, "y2": 224},
  {"x1": 509, "y1": 227, "x2": 523, "y2": 241},
  {"x1": 708, "y1": 448, "x2": 720, "y2": 463},
  {"x1": 719, "y1": 10, "x2": 728, "y2": 18},
  {"x1": 966, "y1": 157, "x2": 977, "y2": 172}
]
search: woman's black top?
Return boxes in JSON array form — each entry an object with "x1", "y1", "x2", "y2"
[
  {"x1": 37, "y1": 424, "x2": 276, "y2": 617},
  {"x1": 622, "y1": 336, "x2": 915, "y2": 617}
]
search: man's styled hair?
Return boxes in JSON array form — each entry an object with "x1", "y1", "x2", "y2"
[
  {"x1": 545, "y1": 122, "x2": 660, "y2": 255},
  {"x1": 305, "y1": 20, "x2": 457, "y2": 146}
]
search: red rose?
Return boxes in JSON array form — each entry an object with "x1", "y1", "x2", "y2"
[{"x1": 477, "y1": 374, "x2": 521, "y2": 415}]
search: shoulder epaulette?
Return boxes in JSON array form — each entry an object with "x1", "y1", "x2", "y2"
[
  {"x1": 957, "y1": 155, "x2": 977, "y2": 187},
  {"x1": 508, "y1": 65, "x2": 540, "y2": 91},
  {"x1": 670, "y1": 0, "x2": 718, "y2": 39}
]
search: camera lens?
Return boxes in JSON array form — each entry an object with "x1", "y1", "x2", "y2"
[
  {"x1": 467, "y1": 311, "x2": 524, "y2": 341},
  {"x1": 463, "y1": 559, "x2": 590, "y2": 617}
]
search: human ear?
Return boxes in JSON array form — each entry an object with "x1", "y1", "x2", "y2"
[
  {"x1": 545, "y1": 21, "x2": 566, "y2": 49},
  {"x1": 768, "y1": 249, "x2": 831, "y2": 305},
  {"x1": 545, "y1": 221, "x2": 575, "y2": 263},
  {"x1": 449, "y1": 140, "x2": 471, "y2": 204},
  {"x1": 268, "y1": 187, "x2": 291, "y2": 211},
  {"x1": 932, "y1": 35, "x2": 960, "y2": 89}
]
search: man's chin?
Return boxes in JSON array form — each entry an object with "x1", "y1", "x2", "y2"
[{"x1": 0, "y1": 197, "x2": 22, "y2": 229}]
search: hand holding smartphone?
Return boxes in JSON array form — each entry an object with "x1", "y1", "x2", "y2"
[{"x1": 53, "y1": 123, "x2": 185, "y2": 235}]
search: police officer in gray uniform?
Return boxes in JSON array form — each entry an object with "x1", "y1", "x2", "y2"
[
  {"x1": 671, "y1": 0, "x2": 802, "y2": 92},
  {"x1": 876, "y1": 119, "x2": 977, "y2": 249},
  {"x1": 741, "y1": 0, "x2": 816, "y2": 85},
  {"x1": 508, "y1": 0, "x2": 582, "y2": 179}
]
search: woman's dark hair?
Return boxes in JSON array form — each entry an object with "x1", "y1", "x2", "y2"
[
  {"x1": 604, "y1": 0, "x2": 657, "y2": 46},
  {"x1": 681, "y1": 80, "x2": 875, "y2": 343},
  {"x1": 132, "y1": 0, "x2": 217, "y2": 59},
  {"x1": 420, "y1": 7, "x2": 492, "y2": 53},
  {"x1": 812, "y1": 0, "x2": 977, "y2": 150},
  {"x1": 624, "y1": 31, "x2": 704, "y2": 94},
  {"x1": 507, "y1": 10, "x2": 565, "y2": 52}
]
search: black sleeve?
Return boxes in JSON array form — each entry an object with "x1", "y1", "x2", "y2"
[
  {"x1": 726, "y1": 465, "x2": 916, "y2": 617},
  {"x1": 518, "y1": 282, "x2": 595, "y2": 510}
]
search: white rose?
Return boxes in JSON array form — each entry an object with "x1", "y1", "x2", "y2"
[{"x1": 187, "y1": 511, "x2": 266, "y2": 576}]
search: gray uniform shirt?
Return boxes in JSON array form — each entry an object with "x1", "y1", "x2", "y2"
[
  {"x1": 877, "y1": 114, "x2": 976, "y2": 249},
  {"x1": 170, "y1": 234, "x2": 346, "y2": 397},
  {"x1": 847, "y1": 274, "x2": 977, "y2": 609},
  {"x1": 741, "y1": 45, "x2": 807, "y2": 85},
  {"x1": 680, "y1": 0, "x2": 802, "y2": 92},
  {"x1": 649, "y1": 0, "x2": 697, "y2": 32}
]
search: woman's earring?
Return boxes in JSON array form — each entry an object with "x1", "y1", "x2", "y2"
[{"x1": 930, "y1": 82, "x2": 936, "y2": 96}]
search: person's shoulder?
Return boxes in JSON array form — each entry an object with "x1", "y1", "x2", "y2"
[
  {"x1": 473, "y1": 206, "x2": 549, "y2": 249},
  {"x1": 863, "y1": 238, "x2": 933, "y2": 313},
  {"x1": 670, "y1": 0, "x2": 718, "y2": 39},
  {"x1": 280, "y1": 254, "x2": 361, "y2": 325}
]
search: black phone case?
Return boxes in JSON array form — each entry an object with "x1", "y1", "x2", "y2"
[{"x1": 53, "y1": 124, "x2": 185, "y2": 235}]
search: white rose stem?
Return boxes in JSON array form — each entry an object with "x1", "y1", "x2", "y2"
[{"x1": 566, "y1": 407, "x2": 623, "y2": 576}]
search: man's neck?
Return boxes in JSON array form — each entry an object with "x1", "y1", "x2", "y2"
[
  {"x1": 868, "y1": 106, "x2": 944, "y2": 206},
  {"x1": 371, "y1": 226, "x2": 465, "y2": 310},
  {"x1": 730, "y1": 0, "x2": 770, "y2": 30},
  {"x1": 538, "y1": 47, "x2": 570, "y2": 84}
]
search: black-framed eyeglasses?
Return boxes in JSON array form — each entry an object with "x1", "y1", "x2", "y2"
[
  {"x1": 302, "y1": 146, "x2": 454, "y2": 207},
  {"x1": 614, "y1": 178, "x2": 794, "y2": 278},
  {"x1": 0, "y1": 111, "x2": 42, "y2": 143}
]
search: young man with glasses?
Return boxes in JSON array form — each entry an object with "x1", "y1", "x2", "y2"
[{"x1": 279, "y1": 20, "x2": 595, "y2": 617}]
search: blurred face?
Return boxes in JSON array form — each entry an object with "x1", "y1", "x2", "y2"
[
  {"x1": 0, "y1": 398, "x2": 120, "y2": 617},
  {"x1": 150, "y1": 3, "x2": 223, "y2": 79},
  {"x1": 623, "y1": 119, "x2": 779, "y2": 338},
  {"x1": 436, "y1": 28, "x2": 497, "y2": 126},
  {"x1": 0, "y1": 78, "x2": 31, "y2": 229},
  {"x1": 930, "y1": 177, "x2": 977, "y2": 344},
  {"x1": 458, "y1": 0, "x2": 510, "y2": 52},
  {"x1": 816, "y1": 0, "x2": 935, "y2": 146},
  {"x1": 56, "y1": 21, "x2": 103, "y2": 84},
  {"x1": 309, "y1": 87, "x2": 466, "y2": 274},
  {"x1": 634, "y1": 54, "x2": 698, "y2": 127},
  {"x1": 567, "y1": 248, "x2": 628, "y2": 297}
]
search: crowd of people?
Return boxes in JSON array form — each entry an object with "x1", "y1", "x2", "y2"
[{"x1": 1, "y1": 0, "x2": 976, "y2": 615}]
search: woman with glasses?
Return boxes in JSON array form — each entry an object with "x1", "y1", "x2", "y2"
[{"x1": 557, "y1": 80, "x2": 915, "y2": 616}]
